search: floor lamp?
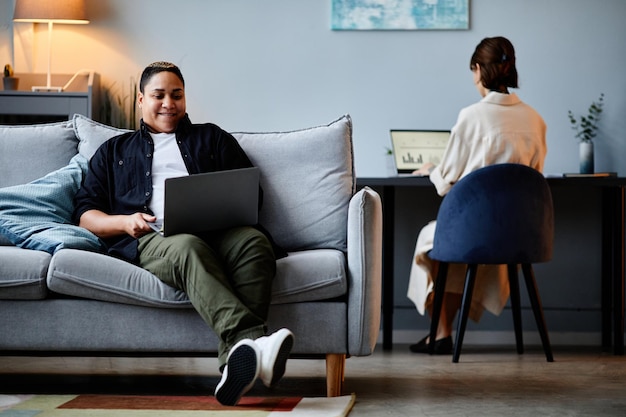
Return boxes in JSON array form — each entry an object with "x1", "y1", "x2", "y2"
[{"x1": 13, "y1": 0, "x2": 89, "y2": 92}]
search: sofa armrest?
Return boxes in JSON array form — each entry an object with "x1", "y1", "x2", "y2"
[{"x1": 346, "y1": 186, "x2": 383, "y2": 355}]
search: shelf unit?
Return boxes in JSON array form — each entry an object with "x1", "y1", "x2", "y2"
[{"x1": 0, "y1": 71, "x2": 100, "y2": 124}]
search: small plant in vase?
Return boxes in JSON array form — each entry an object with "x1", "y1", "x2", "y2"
[
  {"x1": 384, "y1": 147, "x2": 394, "y2": 176},
  {"x1": 568, "y1": 93, "x2": 604, "y2": 174},
  {"x1": 3, "y1": 64, "x2": 19, "y2": 91}
]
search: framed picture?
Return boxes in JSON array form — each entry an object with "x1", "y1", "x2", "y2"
[{"x1": 331, "y1": 0, "x2": 470, "y2": 31}]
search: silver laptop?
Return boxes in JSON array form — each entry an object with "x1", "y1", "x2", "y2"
[
  {"x1": 151, "y1": 167, "x2": 260, "y2": 237},
  {"x1": 389, "y1": 130, "x2": 450, "y2": 174}
]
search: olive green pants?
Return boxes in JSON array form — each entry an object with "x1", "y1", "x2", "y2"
[{"x1": 138, "y1": 226, "x2": 276, "y2": 367}]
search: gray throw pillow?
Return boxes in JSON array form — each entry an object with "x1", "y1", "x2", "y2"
[
  {"x1": 232, "y1": 115, "x2": 354, "y2": 252},
  {"x1": 73, "y1": 114, "x2": 132, "y2": 159},
  {"x1": 0, "y1": 120, "x2": 78, "y2": 188}
]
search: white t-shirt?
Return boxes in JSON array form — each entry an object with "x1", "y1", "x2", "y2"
[{"x1": 149, "y1": 132, "x2": 188, "y2": 221}]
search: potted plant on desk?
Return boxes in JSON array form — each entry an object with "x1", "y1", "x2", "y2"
[
  {"x1": 3, "y1": 64, "x2": 19, "y2": 91},
  {"x1": 568, "y1": 93, "x2": 604, "y2": 174}
]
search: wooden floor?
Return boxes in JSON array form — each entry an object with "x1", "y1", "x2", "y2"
[{"x1": 1, "y1": 344, "x2": 625, "y2": 416}]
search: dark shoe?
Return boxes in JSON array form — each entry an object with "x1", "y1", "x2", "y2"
[
  {"x1": 215, "y1": 339, "x2": 260, "y2": 406},
  {"x1": 409, "y1": 335, "x2": 453, "y2": 354}
]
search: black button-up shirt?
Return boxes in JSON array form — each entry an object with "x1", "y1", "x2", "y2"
[{"x1": 73, "y1": 115, "x2": 260, "y2": 262}]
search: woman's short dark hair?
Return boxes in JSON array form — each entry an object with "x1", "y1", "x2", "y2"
[
  {"x1": 470, "y1": 37, "x2": 518, "y2": 91},
  {"x1": 139, "y1": 61, "x2": 185, "y2": 93}
]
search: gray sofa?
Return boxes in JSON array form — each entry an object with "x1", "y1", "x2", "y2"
[{"x1": 0, "y1": 114, "x2": 382, "y2": 396}]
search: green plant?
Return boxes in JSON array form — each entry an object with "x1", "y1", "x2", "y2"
[
  {"x1": 101, "y1": 76, "x2": 138, "y2": 130},
  {"x1": 568, "y1": 93, "x2": 604, "y2": 142},
  {"x1": 3, "y1": 64, "x2": 13, "y2": 78}
]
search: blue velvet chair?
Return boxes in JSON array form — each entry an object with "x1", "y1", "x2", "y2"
[{"x1": 428, "y1": 163, "x2": 554, "y2": 363}]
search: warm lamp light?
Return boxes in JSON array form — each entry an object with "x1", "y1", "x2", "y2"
[{"x1": 13, "y1": 0, "x2": 89, "y2": 92}]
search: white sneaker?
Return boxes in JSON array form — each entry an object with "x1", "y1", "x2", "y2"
[
  {"x1": 255, "y1": 328, "x2": 294, "y2": 388},
  {"x1": 214, "y1": 339, "x2": 260, "y2": 406}
]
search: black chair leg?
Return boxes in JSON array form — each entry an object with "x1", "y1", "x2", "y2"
[
  {"x1": 453, "y1": 264, "x2": 478, "y2": 363},
  {"x1": 508, "y1": 264, "x2": 524, "y2": 354},
  {"x1": 521, "y1": 263, "x2": 554, "y2": 362},
  {"x1": 429, "y1": 262, "x2": 449, "y2": 355}
]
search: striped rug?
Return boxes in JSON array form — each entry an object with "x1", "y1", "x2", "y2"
[{"x1": 0, "y1": 393, "x2": 355, "y2": 416}]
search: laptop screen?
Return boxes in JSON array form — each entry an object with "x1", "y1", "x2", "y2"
[{"x1": 389, "y1": 130, "x2": 450, "y2": 174}]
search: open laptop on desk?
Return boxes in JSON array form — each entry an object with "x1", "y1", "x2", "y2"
[
  {"x1": 389, "y1": 130, "x2": 450, "y2": 175},
  {"x1": 150, "y1": 167, "x2": 260, "y2": 237}
]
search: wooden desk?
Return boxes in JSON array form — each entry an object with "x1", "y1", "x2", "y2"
[{"x1": 357, "y1": 175, "x2": 625, "y2": 354}]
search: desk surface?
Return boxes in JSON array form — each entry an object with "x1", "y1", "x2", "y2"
[{"x1": 357, "y1": 175, "x2": 626, "y2": 188}]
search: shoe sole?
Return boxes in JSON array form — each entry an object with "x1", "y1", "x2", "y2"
[
  {"x1": 215, "y1": 343, "x2": 259, "y2": 406},
  {"x1": 266, "y1": 330, "x2": 294, "y2": 388}
]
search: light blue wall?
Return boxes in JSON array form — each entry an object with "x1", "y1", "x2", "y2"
[
  {"x1": 3, "y1": 0, "x2": 625, "y2": 175},
  {"x1": 98, "y1": 0, "x2": 626, "y2": 177},
  {"x1": 0, "y1": 0, "x2": 626, "y2": 176}
]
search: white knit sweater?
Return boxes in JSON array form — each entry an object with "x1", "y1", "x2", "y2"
[{"x1": 430, "y1": 91, "x2": 547, "y2": 196}]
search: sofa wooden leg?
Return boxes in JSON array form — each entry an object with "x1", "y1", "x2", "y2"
[{"x1": 325, "y1": 353, "x2": 346, "y2": 397}]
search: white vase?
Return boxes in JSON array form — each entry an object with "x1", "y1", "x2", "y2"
[
  {"x1": 385, "y1": 154, "x2": 395, "y2": 176},
  {"x1": 579, "y1": 141, "x2": 594, "y2": 174}
]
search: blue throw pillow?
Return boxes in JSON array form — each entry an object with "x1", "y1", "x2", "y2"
[{"x1": 0, "y1": 154, "x2": 105, "y2": 254}]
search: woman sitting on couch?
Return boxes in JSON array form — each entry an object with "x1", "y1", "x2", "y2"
[{"x1": 73, "y1": 61, "x2": 293, "y2": 406}]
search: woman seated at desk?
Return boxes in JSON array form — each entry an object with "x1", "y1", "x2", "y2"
[{"x1": 407, "y1": 36, "x2": 547, "y2": 354}]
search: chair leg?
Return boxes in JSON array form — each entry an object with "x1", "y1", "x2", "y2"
[
  {"x1": 429, "y1": 262, "x2": 449, "y2": 355},
  {"x1": 521, "y1": 263, "x2": 554, "y2": 362},
  {"x1": 325, "y1": 353, "x2": 346, "y2": 397},
  {"x1": 508, "y1": 264, "x2": 524, "y2": 354},
  {"x1": 453, "y1": 264, "x2": 478, "y2": 363}
]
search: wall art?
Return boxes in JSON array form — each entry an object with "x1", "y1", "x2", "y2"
[{"x1": 332, "y1": 0, "x2": 469, "y2": 30}]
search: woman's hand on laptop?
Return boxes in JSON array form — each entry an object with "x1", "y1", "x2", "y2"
[
  {"x1": 79, "y1": 210, "x2": 156, "y2": 239},
  {"x1": 126, "y1": 213, "x2": 157, "y2": 238},
  {"x1": 412, "y1": 162, "x2": 435, "y2": 176}
]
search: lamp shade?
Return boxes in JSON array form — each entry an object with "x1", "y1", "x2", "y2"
[{"x1": 13, "y1": 0, "x2": 89, "y2": 24}]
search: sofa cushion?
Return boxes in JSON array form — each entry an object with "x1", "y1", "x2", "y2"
[
  {"x1": 48, "y1": 247, "x2": 348, "y2": 307},
  {"x1": 0, "y1": 246, "x2": 50, "y2": 300},
  {"x1": 48, "y1": 249, "x2": 191, "y2": 308},
  {"x1": 0, "y1": 120, "x2": 78, "y2": 188},
  {"x1": 271, "y1": 249, "x2": 347, "y2": 304},
  {"x1": 0, "y1": 154, "x2": 106, "y2": 255},
  {"x1": 232, "y1": 115, "x2": 354, "y2": 252},
  {"x1": 73, "y1": 114, "x2": 131, "y2": 159}
]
